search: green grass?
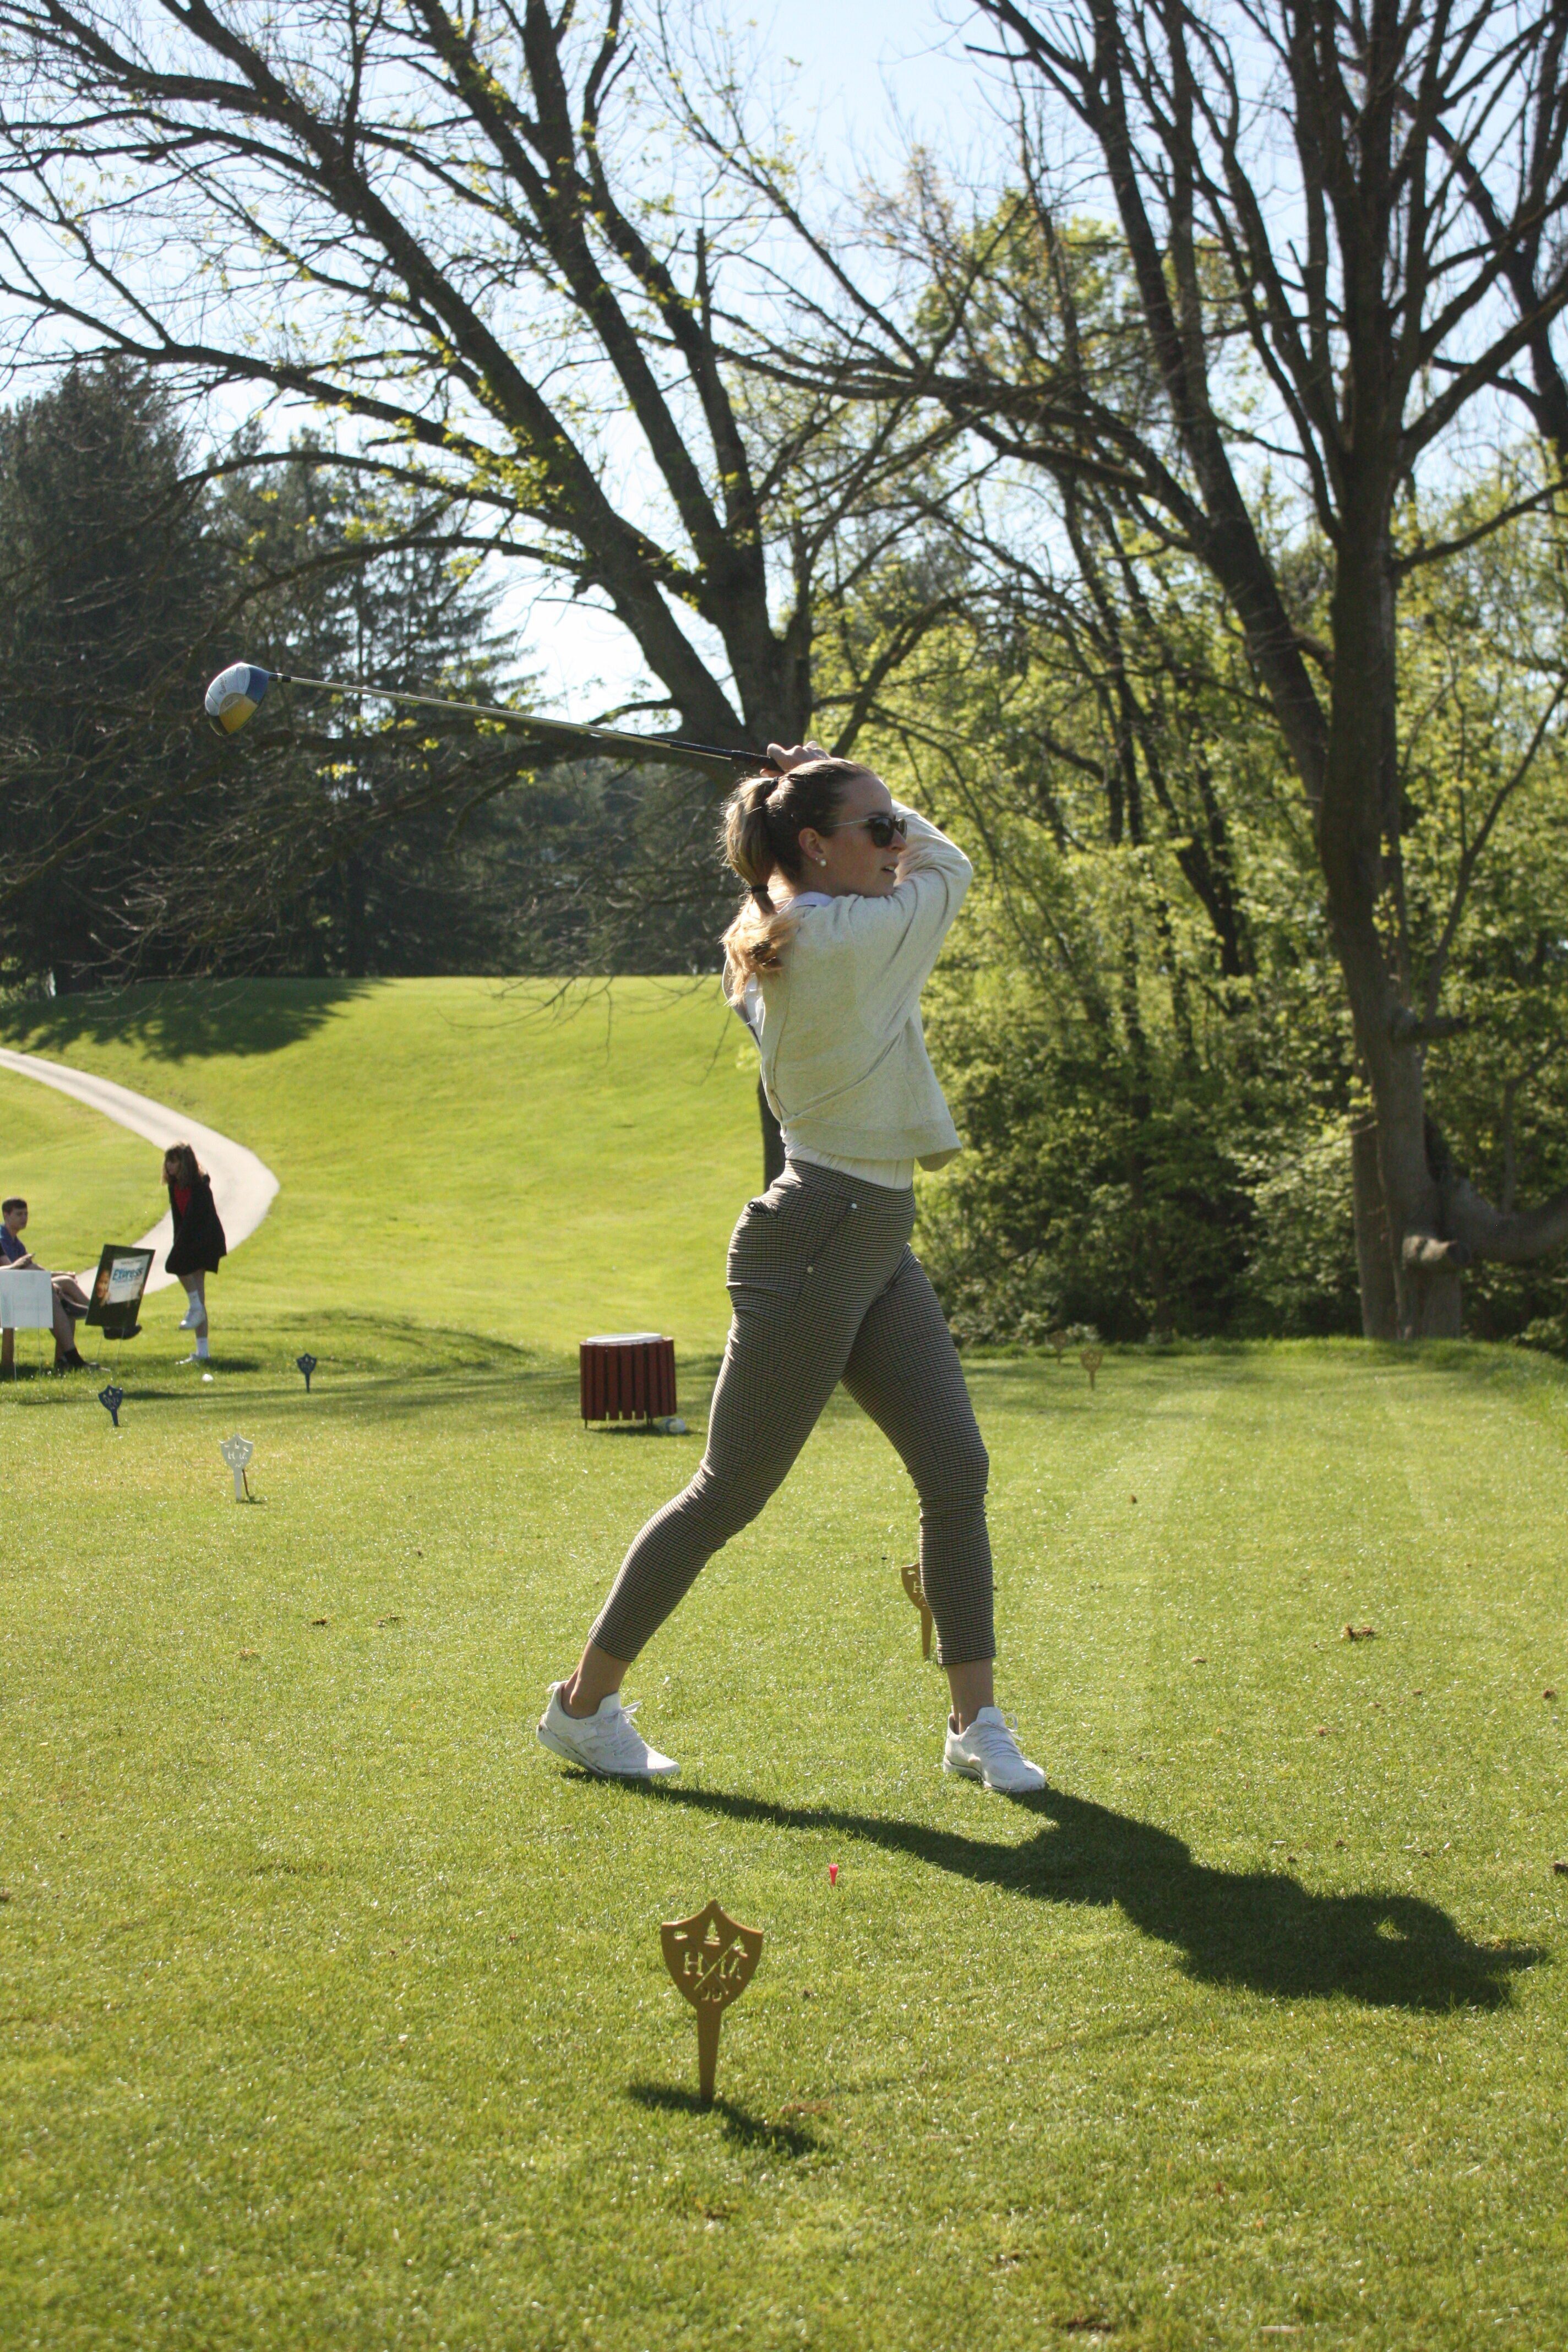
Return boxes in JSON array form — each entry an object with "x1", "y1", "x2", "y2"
[
  {"x1": 0, "y1": 1066, "x2": 167, "y2": 1276},
  {"x1": 1, "y1": 977, "x2": 761, "y2": 1352},
  {"x1": 3, "y1": 983, "x2": 1568, "y2": 2350}
]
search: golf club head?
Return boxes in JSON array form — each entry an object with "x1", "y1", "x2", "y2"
[{"x1": 204, "y1": 663, "x2": 272, "y2": 736}]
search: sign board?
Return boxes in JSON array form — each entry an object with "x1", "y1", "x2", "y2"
[{"x1": 83, "y1": 1245, "x2": 156, "y2": 1339}]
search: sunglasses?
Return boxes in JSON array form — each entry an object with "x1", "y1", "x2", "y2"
[{"x1": 820, "y1": 812, "x2": 907, "y2": 849}]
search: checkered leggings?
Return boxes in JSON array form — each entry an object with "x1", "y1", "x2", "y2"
[{"x1": 589, "y1": 1159, "x2": 995, "y2": 1667}]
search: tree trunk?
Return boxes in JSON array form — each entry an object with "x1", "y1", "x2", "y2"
[
  {"x1": 1319, "y1": 503, "x2": 1463, "y2": 1340},
  {"x1": 1392, "y1": 1224, "x2": 1465, "y2": 1337},
  {"x1": 758, "y1": 1077, "x2": 786, "y2": 1187},
  {"x1": 1350, "y1": 1118, "x2": 1398, "y2": 1339}
]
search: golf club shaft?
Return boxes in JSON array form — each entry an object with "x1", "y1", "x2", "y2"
[{"x1": 270, "y1": 671, "x2": 759, "y2": 783}]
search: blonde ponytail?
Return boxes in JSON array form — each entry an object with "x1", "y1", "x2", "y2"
[
  {"x1": 718, "y1": 758, "x2": 869, "y2": 1001},
  {"x1": 720, "y1": 776, "x2": 800, "y2": 999}
]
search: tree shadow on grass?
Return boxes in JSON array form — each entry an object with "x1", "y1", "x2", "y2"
[
  {"x1": 634, "y1": 1783, "x2": 1540, "y2": 2013},
  {"x1": 626, "y1": 2082, "x2": 821, "y2": 2156},
  {"x1": 0, "y1": 977, "x2": 373, "y2": 1059}
]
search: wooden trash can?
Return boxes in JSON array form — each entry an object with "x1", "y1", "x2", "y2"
[{"x1": 580, "y1": 1332, "x2": 677, "y2": 1425}]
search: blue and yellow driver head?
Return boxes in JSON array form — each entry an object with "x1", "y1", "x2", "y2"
[{"x1": 204, "y1": 663, "x2": 272, "y2": 736}]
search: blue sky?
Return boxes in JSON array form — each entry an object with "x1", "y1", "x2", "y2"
[
  {"x1": 524, "y1": 1, "x2": 1005, "y2": 718},
  {"x1": 755, "y1": 0, "x2": 991, "y2": 145}
]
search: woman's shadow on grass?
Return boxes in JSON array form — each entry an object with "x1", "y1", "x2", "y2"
[{"x1": 633, "y1": 1782, "x2": 1539, "y2": 2013}]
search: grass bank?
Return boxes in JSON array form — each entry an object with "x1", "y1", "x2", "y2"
[{"x1": 1, "y1": 977, "x2": 760, "y2": 1354}]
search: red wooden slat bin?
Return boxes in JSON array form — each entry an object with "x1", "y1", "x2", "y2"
[{"x1": 580, "y1": 1331, "x2": 677, "y2": 1425}]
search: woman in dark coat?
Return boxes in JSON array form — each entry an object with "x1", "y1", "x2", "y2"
[{"x1": 163, "y1": 1142, "x2": 226, "y2": 1364}]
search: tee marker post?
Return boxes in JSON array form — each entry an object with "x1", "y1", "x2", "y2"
[
  {"x1": 1080, "y1": 1347, "x2": 1104, "y2": 1391},
  {"x1": 660, "y1": 1898, "x2": 764, "y2": 2104},
  {"x1": 296, "y1": 1353, "x2": 317, "y2": 1393},
  {"x1": 219, "y1": 1433, "x2": 255, "y2": 1500},
  {"x1": 900, "y1": 1561, "x2": 935, "y2": 1660},
  {"x1": 97, "y1": 1384, "x2": 125, "y2": 1429}
]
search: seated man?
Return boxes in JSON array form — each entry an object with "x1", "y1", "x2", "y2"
[{"x1": 1, "y1": 1197, "x2": 90, "y2": 1370}]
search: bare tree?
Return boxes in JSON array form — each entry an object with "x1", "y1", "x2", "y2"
[
  {"x1": 752, "y1": 0, "x2": 1568, "y2": 1336},
  {"x1": 0, "y1": 0, "x2": 957, "y2": 771}
]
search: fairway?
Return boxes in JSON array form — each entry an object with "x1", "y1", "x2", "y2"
[
  {"x1": 3, "y1": 986, "x2": 1567, "y2": 2350},
  {"x1": 0, "y1": 977, "x2": 762, "y2": 1353}
]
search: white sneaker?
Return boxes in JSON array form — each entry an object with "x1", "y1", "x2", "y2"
[
  {"x1": 178, "y1": 1300, "x2": 203, "y2": 1331},
  {"x1": 944, "y1": 1706, "x2": 1046, "y2": 1795},
  {"x1": 536, "y1": 1683, "x2": 679, "y2": 1779}
]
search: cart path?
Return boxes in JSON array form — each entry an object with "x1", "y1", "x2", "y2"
[{"x1": 0, "y1": 1047, "x2": 279, "y2": 1293}]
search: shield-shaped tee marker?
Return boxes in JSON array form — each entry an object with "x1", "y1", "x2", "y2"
[
  {"x1": 219, "y1": 1432, "x2": 255, "y2": 1500},
  {"x1": 660, "y1": 1898, "x2": 764, "y2": 2103}
]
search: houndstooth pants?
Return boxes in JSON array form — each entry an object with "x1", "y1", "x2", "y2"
[{"x1": 589, "y1": 1159, "x2": 995, "y2": 1666}]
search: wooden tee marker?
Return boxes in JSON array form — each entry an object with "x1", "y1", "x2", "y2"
[
  {"x1": 900, "y1": 1561, "x2": 935, "y2": 1660},
  {"x1": 1080, "y1": 1346, "x2": 1104, "y2": 1391},
  {"x1": 660, "y1": 1898, "x2": 764, "y2": 2104}
]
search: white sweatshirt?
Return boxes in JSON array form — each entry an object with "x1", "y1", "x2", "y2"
[{"x1": 749, "y1": 806, "x2": 970, "y2": 1188}]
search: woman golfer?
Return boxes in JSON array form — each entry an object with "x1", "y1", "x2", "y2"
[
  {"x1": 538, "y1": 744, "x2": 1043, "y2": 1794},
  {"x1": 163, "y1": 1143, "x2": 226, "y2": 1363}
]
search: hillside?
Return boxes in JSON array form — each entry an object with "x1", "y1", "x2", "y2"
[
  {"x1": 1, "y1": 978, "x2": 763, "y2": 1354},
  {"x1": 0, "y1": 1064, "x2": 167, "y2": 1272}
]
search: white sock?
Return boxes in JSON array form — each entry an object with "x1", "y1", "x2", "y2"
[{"x1": 194, "y1": 1335, "x2": 210, "y2": 1360}]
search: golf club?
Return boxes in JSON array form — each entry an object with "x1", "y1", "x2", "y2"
[{"x1": 204, "y1": 663, "x2": 763, "y2": 783}]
